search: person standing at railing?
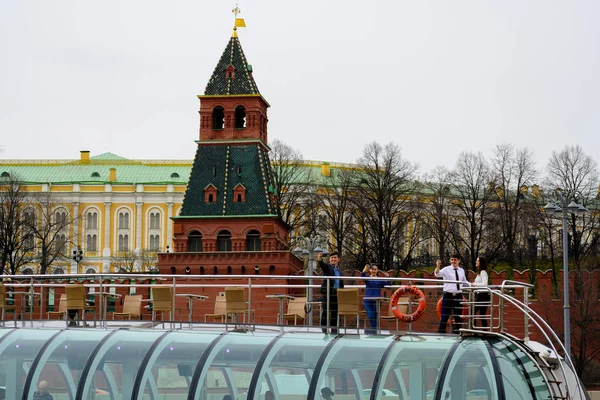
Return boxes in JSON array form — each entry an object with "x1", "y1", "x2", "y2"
[
  {"x1": 361, "y1": 264, "x2": 390, "y2": 334},
  {"x1": 434, "y1": 254, "x2": 469, "y2": 334},
  {"x1": 472, "y1": 256, "x2": 490, "y2": 328},
  {"x1": 317, "y1": 251, "x2": 344, "y2": 334}
]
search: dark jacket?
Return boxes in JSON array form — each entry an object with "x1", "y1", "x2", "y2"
[{"x1": 318, "y1": 260, "x2": 344, "y2": 294}]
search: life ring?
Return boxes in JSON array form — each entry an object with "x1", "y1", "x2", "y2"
[
  {"x1": 390, "y1": 286, "x2": 427, "y2": 322},
  {"x1": 436, "y1": 296, "x2": 469, "y2": 318}
]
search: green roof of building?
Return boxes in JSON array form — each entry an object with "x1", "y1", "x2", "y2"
[
  {"x1": 0, "y1": 153, "x2": 192, "y2": 184},
  {"x1": 203, "y1": 36, "x2": 260, "y2": 96}
]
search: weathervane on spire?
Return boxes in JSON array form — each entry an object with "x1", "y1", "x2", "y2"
[{"x1": 231, "y1": 3, "x2": 246, "y2": 36}]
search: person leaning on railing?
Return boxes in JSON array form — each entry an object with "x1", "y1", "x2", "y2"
[{"x1": 317, "y1": 251, "x2": 344, "y2": 334}]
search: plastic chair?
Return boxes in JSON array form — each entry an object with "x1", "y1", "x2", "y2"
[
  {"x1": 205, "y1": 292, "x2": 227, "y2": 323},
  {"x1": 225, "y1": 287, "x2": 248, "y2": 326},
  {"x1": 336, "y1": 288, "x2": 365, "y2": 332},
  {"x1": 280, "y1": 297, "x2": 307, "y2": 325},
  {"x1": 113, "y1": 295, "x2": 143, "y2": 320},
  {"x1": 66, "y1": 285, "x2": 96, "y2": 327},
  {"x1": 150, "y1": 286, "x2": 182, "y2": 328},
  {"x1": 0, "y1": 284, "x2": 17, "y2": 327},
  {"x1": 47, "y1": 294, "x2": 67, "y2": 320}
]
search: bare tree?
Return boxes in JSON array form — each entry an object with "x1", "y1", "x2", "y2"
[
  {"x1": 421, "y1": 166, "x2": 455, "y2": 261},
  {"x1": 448, "y1": 151, "x2": 496, "y2": 271},
  {"x1": 0, "y1": 176, "x2": 36, "y2": 275},
  {"x1": 313, "y1": 167, "x2": 358, "y2": 261},
  {"x1": 489, "y1": 143, "x2": 539, "y2": 267},
  {"x1": 25, "y1": 193, "x2": 77, "y2": 274},
  {"x1": 269, "y1": 139, "x2": 314, "y2": 238},
  {"x1": 545, "y1": 145, "x2": 600, "y2": 268},
  {"x1": 352, "y1": 142, "x2": 419, "y2": 269},
  {"x1": 110, "y1": 249, "x2": 158, "y2": 273}
]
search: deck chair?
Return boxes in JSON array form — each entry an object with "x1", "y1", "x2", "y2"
[
  {"x1": 225, "y1": 287, "x2": 248, "y2": 325},
  {"x1": 280, "y1": 297, "x2": 307, "y2": 325},
  {"x1": 0, "y1": 284, "x2": 17, "y2": 327},
  {"x1": 336, "y1": 288, "x2": 365, "y2": 332},
  {"x1": 47, "y1": 294, "x2": 67, "y2": 320},
  {"x1": 205, "y1": 292, "x2": 227, "y2": 323},
  {"x1": 113, "y1": 295, "x2": 143, "y2": 320},
  {"x1": 380, "y1": 296, "x2": 409, "y2": 331},
  {"x1": 66, "y1": 285, "x2": 96, "y2": 327},
  {"x1": 150, "y1": 286, "x2": 182, "y2": 328}
]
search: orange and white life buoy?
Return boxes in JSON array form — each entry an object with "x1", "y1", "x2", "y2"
[
  {"x1": 390, "y1": 286, "x2": 427, "y2": 322},
  {"x1": 436, "y1": 296, "x2": 469, "y2": 318}
]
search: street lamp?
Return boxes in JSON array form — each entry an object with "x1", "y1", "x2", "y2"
[
  {"x1": 293, "y1": 235, "x2": 328, "y2": 326},
  {"x1": 72, "y1": 248, "x2": 84, "y2": 274},
  {"x1": 543, "y1": 191, "x2": 588, "y2": 359}
]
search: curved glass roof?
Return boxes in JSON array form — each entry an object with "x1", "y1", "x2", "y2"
[{"x1": 0, "y1": 328, "x2": 579, "y2": 399}]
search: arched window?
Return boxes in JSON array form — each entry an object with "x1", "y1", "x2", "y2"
[
  {"x1": 227, "y1": 266, "x2": 232, "y2": 275},
  {"x1": 188, "y1": 231, "x2": 202, "y2": 252},
  {"x1": 149, "y1": 234, "x2": 160, "y2": 252},
  {"x1": 53, "y1": 268, "x2": 65, "y2": 275},
  {"x1": 269, "y1": 265, "x2": 276, "y2": 275},
  {"x1": 246, "y1": 230, "x2": 261, "y2": 251},
  {"x1": 86, "y1": 234, "x2": 97, "y2": 252},
  {"x1": 118, "y1": 234, "x2": 129, "y2": 252},
  {"x1": 235, "y1": 106, "x2": 246, "y2": 129},
  {"x1": 87, "y1": 211, "x2": 98, "y2": 229},
  {"x1": 200, "y1": 266, "x2": 205, "y2": 275},
  {"x1": 55, "y1": 209, "x2": 68, "y2": 226},
  {"x1": 118, "y1": 212, "x2": 130, "y2": 229},
  {"x1": 217, "y1": 230, "x2": 232, "y2": 252},
  {"x1": 171, "y1": 266, "x2": 176, "y2": 274},
  {"x1": 85, "y1": 268, "x2": 96, "y2": 274},
  {"x1": 1, "y1": 171, "x2": 9, "y2": 178},
  {"x1": 150, "y1": 212, "x2": 160, "y2": 229},
  {"x1": 213, "y1": 266, "x2": 218, "y2": 275},
  {"x1": 22, "y1": 268, "x2": 34, "y2": 275},
  {"x1": 212, "y1": 106, "x2": 225, "y2": 129},
  {"x1": 54, "y1": 233, "x2": 67, "y2": 254},
  {"x1": 241, "y1": 265, "x2": 246, "y2": 275}
]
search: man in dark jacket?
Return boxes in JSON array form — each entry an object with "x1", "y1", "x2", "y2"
[{"x1": 317, "y1": 251, "x2": 343, "y2": 333}]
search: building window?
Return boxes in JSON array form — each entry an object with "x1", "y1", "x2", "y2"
[
  {"x1": 54, "y1": 233, "x2": 67, "y2": 255},
  {"x1": 204, "y1": 184, "x2": 218, "y2": 203},
  {"x1": 86, "y1": 234, "x2": 97, "y2": 252},
  {"x1": 149, "y1": 234, "x2": 160, "y2": 252},
  {"x1": 233, "y1": 183, "x2": 247, "y2": 203},
  {"x1": 235, "y1": 106, "x2": 246, "y2": 129},
  {"x1": 118, "y1": 212, "x2": 130, "y2": 229},
  {"x1": 217, "y1": 230, "x2": 232, "y2": 252},
  {"x1": 212, "y1": 106, "x2": 225, "y2": 130},
  {"x1": 55, "y1": 209, "x2": 68, "y2": 226},
  {"x1": 150, "y1": 212, "x2": 160, "y2": 229},
  {"x1": 87, "y1": 211, "x2": 98, "y2": 229},
  {"x1": 188, "y1": 231, "x2": 202, "y2": 252},
  {"x1": 246, "y1": 230, "x2": 261, "y2": 251},
  {"x1": 118, "y1": 234, "x2": 129, "y2": 252}
]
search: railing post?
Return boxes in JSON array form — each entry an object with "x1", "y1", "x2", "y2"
[
  {"x1": 523, "y1": 287, "x2": 529, "y2": 342},
  {"x1": 248, "y1": 277, "x2": 252, "y2": 328}
]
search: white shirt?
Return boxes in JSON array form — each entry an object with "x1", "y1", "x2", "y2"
[
  {"x1": 435, "y1": 265, "x2": 469, "y2": 294},
  {"x1": 473, "y1": 270, "x2": 488, "y2": 287}
]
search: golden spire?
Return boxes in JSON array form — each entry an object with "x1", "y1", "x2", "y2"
[{"x1": 231, "y1": 3, "x2": 246, "y2": 38}]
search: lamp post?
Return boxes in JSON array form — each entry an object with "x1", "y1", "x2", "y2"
[
  {"x1": 543, "y1": 192, "x2": 587, "y2": 359},
  {"x1": 72, "y1": 248, "x2": 84, "y2": 274},
  {"x1": 293, "y1": 235, "x2": 328, "y2": 326}
]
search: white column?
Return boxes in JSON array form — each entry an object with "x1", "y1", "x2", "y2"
[
  {"x1": 72, "y1": 201, "x2": 80, "y2": 274},
  {"x1": 136, "y1": 198, "x2": 143, "y2": 252},
  {"x1": 167, "y1": 201, "x2": 173, "y2": 251},
  {"x1": 103, "y1": 200, "x2": 111, "y2": 272}
]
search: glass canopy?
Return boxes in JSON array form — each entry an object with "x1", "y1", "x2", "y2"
[{"x1": 0, "y1": 328, "x2": 578, "y2": 399}]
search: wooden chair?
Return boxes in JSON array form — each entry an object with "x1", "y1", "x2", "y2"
[
  {"x1": 205, "y1": 292, "x2": 227, "y2": 323},
  {"x1": 280, "y1": 297, "x2": 307, "y2": 325},
  {"x1": 112, "y1": 295, "x2": 142, "y2": 320},
  {"x1": 150, "y1": 286, "x2": 182, "y2": 328},
  {"x1": 0, "y1": 284, "x2": 17, "y2": 327},
  {"x1": 225, "y1": 287, "x2": 248, "y2": 326},
  {"x1": 336, "y1": 288, "x2": 365, "y2": 332},
  {"x1": 380, "y1": 296, "x2": 409, "y2": 331},
  {"x1": 66, "y1": 285, "x2": 96, "y2": 327},
  {"x1": 47, "y1": 294, "x2": 67, "y2": 320}
]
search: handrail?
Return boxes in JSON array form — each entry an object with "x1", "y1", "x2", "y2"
[{"x1": 481, "y1": 289, "x2": 583, "y2": 399}]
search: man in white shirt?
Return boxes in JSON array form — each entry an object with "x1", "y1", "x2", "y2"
[{"x1": 434, "y1": 254, "x2": 469, "y2": 334}]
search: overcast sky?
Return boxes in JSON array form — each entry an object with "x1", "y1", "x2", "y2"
[{"x1": 1, "y1": 1, "x2": 599, "y2": 175}]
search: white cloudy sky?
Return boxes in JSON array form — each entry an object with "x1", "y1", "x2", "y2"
[{"x1": 1, "y1": 0, "x2": 599, "y2": 175}]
